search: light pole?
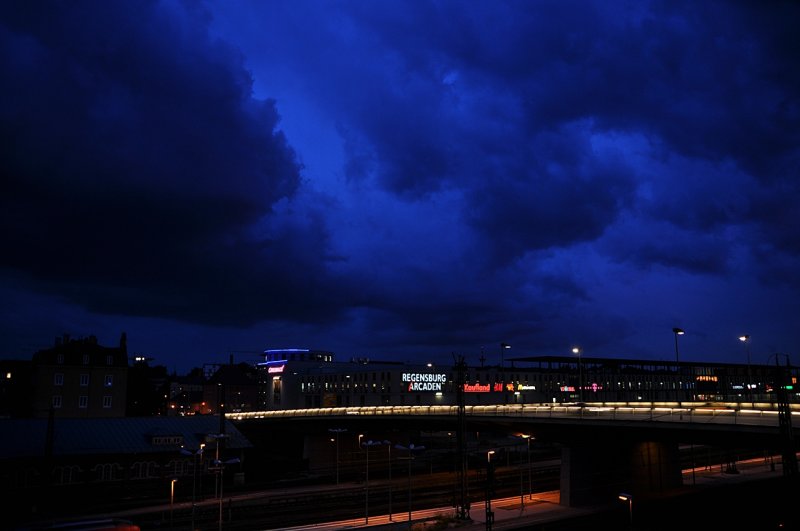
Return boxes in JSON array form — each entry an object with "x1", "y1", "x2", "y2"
[
  {"x1": 500, "y1": 343, "x2": 511, "y2": 368},
  {"x1": 618, "y1": 492, "x2": 633, "y2": 528},
  {"x1": 169, "y1": 478, "x2": 177, "y2": 530},
  {"x1": 362, "y1": 439, "x2": 385, "y2": 525},
  {"x1": 739, "y1": 335, "x2": 753, "y2": 405},
  {"x1": 387, "y1": 441, "x2": 393, "y2": 521},
  {"x1": 328, "y1": 428, "x2": 347, "y2": 485},
  {"x1": 395, "y1": 443, "x2": 425, "y2": 526},
  {"x1": 485, "y1": 450, "x2": 495, "y2": 531},
  {"x1": 572, "y1": 347, "x2": 583, "y2": 403},
  {"x1": 672, "y1": 328, "x2": 684, "y2": 404},
  {"x1": 211, "y1": 457, "x2": 240, "y2": 531},
  {"x1": 180, "y1": 443, "x2": 205, "y2": 530},
  {"x1": 519, "y1": 434, "x2": 532, "y2": 500},
  {"x1": 207, "y1": 432, "x2": 229, "y2": 500}
]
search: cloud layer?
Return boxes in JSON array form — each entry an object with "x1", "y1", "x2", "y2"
[{"x1": 1, "y1": 0, "x2": 798, "y2": 370}]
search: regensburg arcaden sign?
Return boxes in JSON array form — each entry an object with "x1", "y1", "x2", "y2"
[
  {"x1": 402, "y1": 372, "x2": 537, "y2": 393},
  {"x1": 402, "y1": 372, "x2": 447, "y2": 391}
]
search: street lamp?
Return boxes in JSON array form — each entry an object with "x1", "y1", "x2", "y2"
[
  {"x1": 500, "y1": 343, "x2": 511, "y2": 368},
  {"x1": 672, "y1": 328, "x2": 684, "y2": 404},
  {"x1": 207, "y1": 432, "x2": 230, "y2": 499},
  {"x1": 395, "y1": 443, "x2": 425, "y2": 525},
  {"x1": 180, "y1": 443, "x2": 205, "y2": 530},
  {"x1": 739, "y1": 335, "x2": 753, "y2": 405},
  {"x1": 486, "y1": 450, "x2": 496, "y2": 531},
  {"x1": 618, "y1": 492, "x2": 633, "y2": 528},
  {"x1": 571, "y1": 347, "x2": 583, "y2": 403},
  {"x1": 362, "y1": 439, "x2": 385, "y2": 525},
  {"x1": 387, "y1": 441, "x2": 393, "y2": 521},
  {"x1": 328, "y1": 428, "x2": 347, "y2": 485},
  {"x1": 518, "y1": 434, "x2": 533, "y2": 500},
  {"x1": 169, "y1": 478, "x2": 177, "y2": 530},
  {"x1": 210, "y1": 457, "x2": 240, "y2": 531}
]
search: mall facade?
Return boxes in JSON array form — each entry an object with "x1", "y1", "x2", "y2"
[{"x1": 256, "y1": 348, "x2": 798, "y2": 410}]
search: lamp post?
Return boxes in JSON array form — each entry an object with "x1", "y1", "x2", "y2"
[
  {"x1": 571, "y1": 347, "x2": 583, "y2": 403},
  {"x1": 328, "y1": 428, "x2": 347, "y2": 485},
  {"x1": 519, "y1": 434, "x2": 532, "y2": 500},
  {"x1": 739, "y1": 335, "x2": 752, "y2": 406},
  {"x1": 672, "y1": 328, "x2": 684, "y2": 404},
  {"x1": 362, "y1": 439, "x2": 385, "y2": 525},
  {"x1": 211, "y1": 457, "x2": 240, "y2": 531},
  {"x1": 618, "y1": 492, "x2": 633, "y2": 528},
  {"x1": 180, "y1": 443, "x2": 205, "y2": 530},
  {"x1": 500, "y1": 343, "x2": 511, "y2": 368},
  {"x1": 485, "y1": 450, "x2": 495, "y2": 531},
  {"x1": 169, "y1": 478, "x2": 177, "y2": 530},
  {"x1": 395, "y1": 443, "x2": 425, "y2": 526},
  {"x1": 387, "y1": 441, "x2": 393, "y2": 521},
  {"x1": 207, "y1": 433, "x2": 229, "y2": 500}
]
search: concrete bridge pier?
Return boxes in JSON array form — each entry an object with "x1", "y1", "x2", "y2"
[{"x1": 560, "y1": 440, "x2": 682, "y2": 507}]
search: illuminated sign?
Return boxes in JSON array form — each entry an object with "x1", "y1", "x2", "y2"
[
  {"x1": 517, "y1": 384, "x2": 536, "y2": 391},
  {"x1": 559, "y1": 386, "x2": 576, "y2": 392},
  {"x1": 463, "y1": 383, "x2": 491, "y2": 393},
  {"x1": 268, "y1": 365, "x2": 285, "y2": 374},
  {"x1": 696, "y1": 375, "x2": 718, "y2": 382},
  {"x1": 402, "y1": 372, "x2": 447, "y2": 391}
]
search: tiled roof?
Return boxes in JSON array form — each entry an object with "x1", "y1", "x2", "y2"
[{"x1": 0, "y1": 416, "x2": 252, "y2": 459}]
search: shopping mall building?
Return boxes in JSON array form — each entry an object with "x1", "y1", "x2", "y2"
[{"x1": 256, "y1": 348, "x2": 798, "y2": 410}]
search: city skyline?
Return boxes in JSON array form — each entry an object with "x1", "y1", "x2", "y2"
[{"x1": 1, "y1": 1, "x2": 799, "y2": 374}]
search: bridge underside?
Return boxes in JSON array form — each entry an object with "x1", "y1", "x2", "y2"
[{"x1": 234, "y1": 413, "x2": 790, "y2": 509}]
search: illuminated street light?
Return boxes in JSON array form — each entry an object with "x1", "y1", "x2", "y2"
[
  {"x1": 500, "y1": 343, "x2": 511, "y2": 368},
  {"x1": 328, "y1": 428, "x2": 347, "y2": 485},
  {"x1": 672, "y1": 328, "x2": 684, "y2": 404},
  {"x1": 618, "y1": 492, "x2": 633, "y2": 528},
  {"x1": 169, "y1": 478, "x2": 177, "y2": 530},
  {"x1": 518, "y1": 434, "x2": 533, "y2": 500},
  {"x1": 739, "y1": 335, "x2": 753, "y2": 405},
  {"x1": 571, "y1": 347, "x2": 583, "y2": 403}
]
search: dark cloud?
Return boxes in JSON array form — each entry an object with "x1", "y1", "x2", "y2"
[
  {"x1": 1, "y1": 0, "x2": 799, "y2": 371},
  {"x1": 0, "y1": 0, "x2": 352, "y2": 327}
]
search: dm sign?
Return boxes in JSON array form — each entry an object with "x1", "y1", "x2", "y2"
[{"x1": 402, "y1": 372, "x2": 447, "y2": 391}]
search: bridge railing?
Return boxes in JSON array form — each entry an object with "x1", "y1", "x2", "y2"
[{"x1": 228, "y1": 402, "x2": 798, "y2": 428}]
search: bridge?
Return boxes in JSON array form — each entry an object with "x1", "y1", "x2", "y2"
[{"x1": 228, "y1": 401, "x2": 799, "y2": 508}]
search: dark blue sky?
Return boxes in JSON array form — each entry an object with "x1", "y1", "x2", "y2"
[{"x1": 1, "y1": 1, "x2": 798, "y2": 373}]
